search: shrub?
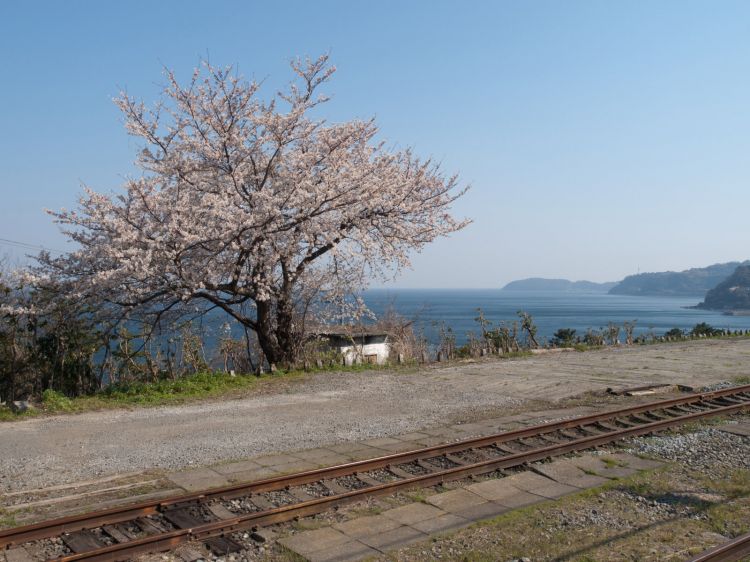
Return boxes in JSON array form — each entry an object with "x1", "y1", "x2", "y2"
[
  {"x1": 552, "y1": 328, "x2": 576, "y2": 347},
  {"x1": 691, "y1": 322, "x2": 719, "y2": 337},
  {"x1": 664, "y1": 327, "x2": 684, "y2": 339},
  {"x1": 42, "y1": 389, "x2": 73, "y2": 411}
]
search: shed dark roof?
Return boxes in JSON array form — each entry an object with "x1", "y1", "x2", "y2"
[{"x1": 311, "y1": 325, "x2": 389, "y2": 338}]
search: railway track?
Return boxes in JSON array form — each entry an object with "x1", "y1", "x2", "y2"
[{"x1": 2, "y1": 383, "x2": 750, "y2": 562}]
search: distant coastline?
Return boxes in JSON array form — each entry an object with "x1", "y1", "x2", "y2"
[
  {"x1": 608, "y1": 260, "x2": 750, "y2": 297},
  {"x1": 502, "y1": 259, "x2": 750, "y2": 300},
  {"x1": 501, "y1": 278, "x2": 616, "y2": 293}
]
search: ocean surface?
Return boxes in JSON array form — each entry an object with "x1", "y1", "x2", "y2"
[{"x1": 362, "y1": 289, "x2": 750, "y2": 346}]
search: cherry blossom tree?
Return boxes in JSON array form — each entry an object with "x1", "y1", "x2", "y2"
[{"x1": 35, "y1": 55, "x2": 469, "y2": 366}]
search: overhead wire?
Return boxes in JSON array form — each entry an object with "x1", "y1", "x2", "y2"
[{"x1": 0, "y1": 237, "x2": 65, "y2": 255}]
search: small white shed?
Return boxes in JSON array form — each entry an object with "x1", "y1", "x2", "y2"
[{"x1": 316, "y1": 328, "x2": 390, "y2": 365}]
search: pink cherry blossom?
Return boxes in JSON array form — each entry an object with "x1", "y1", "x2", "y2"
[{"x1": 35, "y1": 55, "x2": 469, "y2": 365}]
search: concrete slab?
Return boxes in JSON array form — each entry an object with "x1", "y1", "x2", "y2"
[
  {"x1": 383, "y1": 502, "x2": 446, "y2": 525},
  {"x1": 450, "y1": 422, "x2": 492, "y2": 434},
  {"x1": 361, "y1": 437, "x2": 406, "y2": 448},
  {"x1": 453, "y1": 500, "x2": 511, "y2": 521},
  {"x1": 529, "y1": 481, "x2": 580, "y2": 499},
  {"x1": 306, "y1": 540, "x2": 380, "y2": 562},
  {"x1": 274, "y1": 460, "x2": 319, "y2": 474},
  {"x1": 372, "y1": 440, "x2": 420, "y2": 453},
  {"x1": 532, "y1": 460, "x2": 610, "y2": 488},
  {"x1": 448, "y1": 424, "x2": 484, "y2": 436},
  {"x1": 467, "y1": 478, "x2": 544, "y2": 508},
  {"x1": 409, "y1": 513, "x2": 469, "y2": 534},
  {"x1": 294, "y1": 448, "x2": 342, "y2": 461},
  {"x1": 420, "y1": 427, "x2": 462, "y2": 438},
  {"x1": 568, "y1": 455, "x2": 638, "y2": 479},
  {"x1": 4, "y1": 548, "x2": 33, "y2": 562},
  {"x1": 718, "y1": 423, "x2": 750, "y2": 437},
  {"x1": 605, "y1": 453, "x2": 664, "y2": 471},
  {"x1": 212, "y1": 459, "x2": 263, "y2": 475},
  {"x1": 333, "y1": 514, "x2": 403, "y2": 539},
  {"x1": 310, "y1": 453, "x2": 353, "y2": 467},
  {"x1": 410, "y1": 436, "x2": 449, "y2": 447},
  {"x1": 503, "y1": 471, "x2": 557, "y2": 491},
  {"x1": 225, "y1": 466, "x2": 280, "y2": 483},
  {"x1": 396, "y1": 431, "x2": 433, "y2": 441},
  {"x1": 168, "y1": 468, "x2": 231, "y2": 492},
  {"x1": 358, "y1": 525, "x2": 428, "y2": 550},
  {"x1": 493, "y1": 488, "x2": 545, "y2": 508},
  {"x1": 504, "y1": 471, "x2": 579, "y2": 499},
  {"x1": 278, "y1": 527, "x2": 351, "y2": 556},
  {"x1": 252, "y1": 453, "x2": 304, "y2": 467},
  {"x1": 426, "y1": 488, "x2": 488, "y2": 513},
  {"x1": 343, "y1": 446, "x2": 391, "y2": 460}
]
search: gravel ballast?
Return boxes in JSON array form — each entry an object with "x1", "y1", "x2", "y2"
[{"x1": 625, "y1": 427, "x2": 750, "y2": 477}]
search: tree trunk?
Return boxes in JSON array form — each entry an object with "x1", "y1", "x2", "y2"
[
  {"x1": 254, "y1": 300, "x2": 296, "y2": 368},
  {"x1": 274, "y1": 294, "x2": 297, "y2": 366}
]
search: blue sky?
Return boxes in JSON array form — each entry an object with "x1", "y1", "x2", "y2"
[{"x1": 1, "y1": 1, "x2": 749, "y2": 287}]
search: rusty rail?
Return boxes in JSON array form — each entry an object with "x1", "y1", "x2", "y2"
[{"x1": 685, "y1": 532, "x2": 750, "y2": 562}]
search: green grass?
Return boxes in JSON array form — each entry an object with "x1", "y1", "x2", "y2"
[
  {"x1": 0, "y1": 370, "x2": 308, "y2": 422},
  {"x1": 709, "y1": 469, "x2": 750, "y2": 500},
  {"x1": 404, "y1": 489, "x2": 429, "y2": 503},
  {"x1": 42, "y1": 389, "x2": 73, "y2": 411},
  {"x1": 601, "y1": 456, "x2": 624, "y2": 468},
  {"x1": 0, "y1": 360, "x2": 414, "y2": 423},
  {"x1": 0, "y1": 509, "x2": 18, "y2": 529},
  {"x1": 0, "y1": 407, "x2": 32, "y2": 422},
  {"x1": 707, "y1": 502, "x2": 750, "y2": 537}
]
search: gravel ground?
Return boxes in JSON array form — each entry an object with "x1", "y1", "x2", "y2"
[
  {"x1": 624, "y1": 427, "x2": 750, "y2": 477},
  {"x1": 0, "y1": 371, "x2": 521, "y2": 493},
  {"x1": 1, "y1": 337, "x2": 747, "y2": 493}
]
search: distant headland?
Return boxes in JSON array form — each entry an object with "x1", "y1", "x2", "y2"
[
  {"x1": 503, "y1": 260, "x2": 750, "y2": 299},
  {"x1": 608, "y1": 261, "x2": 750, "y2": 297},
  {"x1": 501, "y1": 278, "x2": 617, "y2": 292},
  {"x1": 695, "y1": 265, "x2": 750, "y2": 312}
]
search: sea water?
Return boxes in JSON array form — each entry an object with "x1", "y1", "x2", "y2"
[{"x1": 362, "y1": 288, "x2": 750, "y2": 345}]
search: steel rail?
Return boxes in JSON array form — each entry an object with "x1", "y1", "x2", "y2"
[
  {"x1": 3, "y1": 383, "x2": 748, "y2": 550},
  {"x1": 685, "y1": 532, "x2": 750, "y2": 562}
]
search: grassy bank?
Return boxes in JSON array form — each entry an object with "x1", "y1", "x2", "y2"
[
  {"x1": 0, "y1": 361, "x2": 403, "y2": 422},
  {"x1": 0, "y1": 370, "x2": 300, "y2": 422}
]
